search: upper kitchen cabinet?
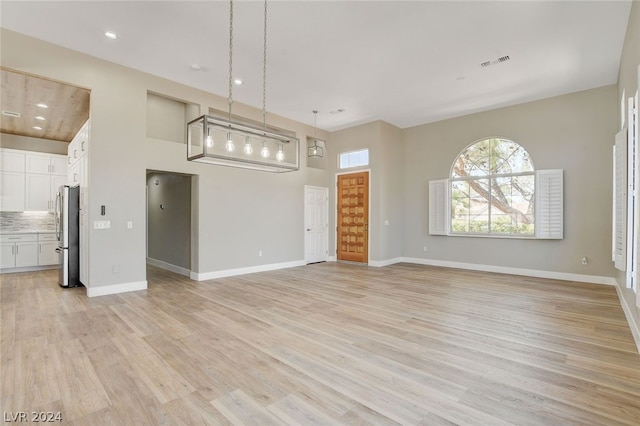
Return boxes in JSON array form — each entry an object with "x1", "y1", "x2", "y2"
[
  {"x1": 0, "y1": 149, "x2": 67, "y2": 212},
  {"x1": 0, "y1": 149, "x2": 25, "y2": 211},
  {"x1": 67, "y1": 120, "x2": 89, "y2": 167},
  {"x1": 25, "y1": 152, "x2": 67, "y2": 212},
  {"x1": 26, "y1": 152, "x2": 67, "y2": 175},
  {"x1": 1, "y1": 149, "x2": 25, "y2": 172}
]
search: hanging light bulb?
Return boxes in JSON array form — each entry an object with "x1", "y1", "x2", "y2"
[
  {"x1": 261, "y1": 141, "x2": 270, "y2": 158},
  {"x1": 308, "y1": 110, "x2": 324, "y2": 158},
  {"x1": 225, "y1": 132, "x2": 235, "y2": 152},
  {"x1": 205, "y1": 128, "x2": 213, "y2": 148},
  {"x1": 186, "y1": 0, "x2": 300, "y2": 172},
  {"x1": 243, "y1": 137, "x2": 253, "y2": 155}
]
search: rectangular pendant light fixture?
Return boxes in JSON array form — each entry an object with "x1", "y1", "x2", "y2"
[{"x1": 187, "y1": 115, "x2": 299, "y2": 172}]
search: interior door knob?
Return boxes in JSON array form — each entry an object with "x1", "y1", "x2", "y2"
[{"x1": 307, "y1": 228, "x2": 311, "y2": 231}]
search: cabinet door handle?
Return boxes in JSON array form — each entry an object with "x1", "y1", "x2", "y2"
[
  {"x1": 16, "y1": 246, "x2": 18, "y2": 255},
  {"x1": 81, "y1": 141, "x2": 86, "y2": 151},
  {"x1": 12, "y1": 246, "x2": 14, "y2": 255}
]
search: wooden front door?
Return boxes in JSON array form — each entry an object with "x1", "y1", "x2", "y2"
[{"x1": 337, "y1": 172, "x2": 369, "y2": 263}]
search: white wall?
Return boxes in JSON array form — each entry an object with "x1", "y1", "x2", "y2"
[
  {"x1": 615, "y1": 0, "x2": 640, "y2": 337},
  {"x1": 329, "y1": 120, "x2": 405, "y2": 263},
  {"x1": 1, "y1": 29, "x2": 331, "y2": 291},
  {"x1": 402, "y1": 85, "x2": 618, "y2": 279},
  {"x1": 0, "y1": 133, "x2": 68, "y2": 155}
]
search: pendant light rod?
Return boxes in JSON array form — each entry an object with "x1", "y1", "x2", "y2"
[
  {"x1": 186, "y1": 0, "x2": 300, "y2": 172},
  {"x1": 262, "y1": 0, "x2": 268, "y2": 130},
  {"x1": 228, "y1": 0, "x2": 234, "y2": 122},
  {"x1": 313, "y1": 110, "x2": 318, "y2": 140}
]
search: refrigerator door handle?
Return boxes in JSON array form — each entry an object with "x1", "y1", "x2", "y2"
[
  {"x1": 55, "y1": 191, "x2": 62, "y2": 240},
  {"x1": 55, "y1": 247, "x2": 62, "y2": 253}
]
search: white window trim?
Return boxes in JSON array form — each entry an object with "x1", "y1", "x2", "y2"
[{"x1": 429, "y1": 169, "x2": 563, "y2": 240}]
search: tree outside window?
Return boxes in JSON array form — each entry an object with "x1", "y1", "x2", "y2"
[{"x1": 451, "y1": 138, "x2": 535, "y2": 236}]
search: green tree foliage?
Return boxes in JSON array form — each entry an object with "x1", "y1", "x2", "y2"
[{"x1": 451, "y1": 138, "x2": 534, "y2": 235}]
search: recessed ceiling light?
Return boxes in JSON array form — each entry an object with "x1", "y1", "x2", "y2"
[
  {"x1": 36, "y1": 103, "x2": 48, "y2": 109},
  {"x1": 329, "y1": 108, "x2": 345, "y2": 114},
  {"x1": 105, "y1": 31, "x2": 118, "y2": 40},
  {"x1": 190, "y1": 64, "x2": 202, "y2": 71},
  {"x1": 233, "y1": 78, "x2": 243, "y2": 85},
  {"x1": 35, "y1": 116, "x2": 46, "y2": 121},
  {"x1": 32, "y1": 126, "x2": 43, "y2": 130}
]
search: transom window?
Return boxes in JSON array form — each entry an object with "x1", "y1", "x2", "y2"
[
  {"x1": 450, "y1": 138, "x2": 535, "y2": 236},
  {"x1": 339, "y1": 149, "x2": 369, "y2": 169}
]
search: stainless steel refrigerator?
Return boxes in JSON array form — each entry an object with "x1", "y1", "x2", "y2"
[{"x1": 55, "y1": 185, "x2": 80, "y2": 287}]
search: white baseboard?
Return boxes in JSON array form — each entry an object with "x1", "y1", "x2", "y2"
[
  {"x1": 370, "y1": 257, "x2": 617, "y2": 286},
  {"x1": 613, "y1": 284, "x2": 640, "y2": 354},
  {"x1": 87, "y1": 280, "x2": 148, "y2": 297},
  {"x1": 146, "y1": 257, "x2": 190, "y2": 277},
  {"x1": 1, "y1": 265, "x2": 57, "y2": 274},
  {"x1": 191, "y1": 260, "x2": 306, "y2": 281},
  {"x1": 368, "y1": 257, "x2": 404, "y2": 267},
  {"x1": 328, "y1": 256, "x2": 337, "y2": 262}
]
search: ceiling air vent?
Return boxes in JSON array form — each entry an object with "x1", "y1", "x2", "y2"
[
  {"x1": 480, "y1": 55, "x2": 511, "y2": 68},
  {"x1": 2, "y1": 110, "x2": 21, "y2": 118}
]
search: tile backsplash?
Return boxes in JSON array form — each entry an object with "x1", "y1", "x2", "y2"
[{"x1": 0, "y1": 212, "x2": 55, "y2": 232}]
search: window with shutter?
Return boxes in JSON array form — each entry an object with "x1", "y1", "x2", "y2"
[
  {"x1": 428, "y1": 137, "x2": 564, "y2": 240},
  {"x1": 614, "y1": 128, "x2": 627, "y2": 271},
  {"x1": 535, "y1": 170, "x2": 563, "y2": 239},
  {"x1": 429, "y1": 179, "x2": 448, "y2": 235}
]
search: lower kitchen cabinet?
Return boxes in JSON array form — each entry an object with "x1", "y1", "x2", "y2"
[
  {"x1": 0, "y1": 234, "x2": 38, "y2": 268},
  {"x1": 1, "y1": 233, "x2": 58, "y2": 270},
  {"x1": 38, "y1": 234, "x2": 58, "y2": 266}
]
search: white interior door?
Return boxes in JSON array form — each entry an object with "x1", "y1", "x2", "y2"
[{"x1": 304, "y1": 186, "x2": 328, "y2": 264}]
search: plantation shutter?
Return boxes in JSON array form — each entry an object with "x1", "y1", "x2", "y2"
[
  {"x1": 429, "y1": 179, "x2": 449, "y2": 235},
  {"x1": 535, "y1": 170, "x2": 563, "y2": 239},
  {"x1": 614, "y1": 129, "x2": 628, "y2": 271}
]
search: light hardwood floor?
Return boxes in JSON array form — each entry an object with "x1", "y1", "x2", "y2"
[{"x1": 1, "y1": 262, "x2": 639, "y2": 425}]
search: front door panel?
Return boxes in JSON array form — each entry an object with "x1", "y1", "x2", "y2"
[{"x1": 337, "y1": 172, "x2": 369, "y2": 263}]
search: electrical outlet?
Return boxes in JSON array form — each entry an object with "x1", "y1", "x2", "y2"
[
  {"x1": 581, "y1": 256, "x2": 588, "y2": 265},
  {"x1": 423, "y1": 246, "x2": 427, "y2": 252},
  {"x1": 94, "y1": 220, "x2": 110, "y2": 229},
  {"x1": 258, "y1": 250, "x2": 263, "y2": 257}
]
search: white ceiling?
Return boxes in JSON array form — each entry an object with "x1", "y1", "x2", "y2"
[{"x1": 0, "y1": 1, "x2": 632, "y2": 131}]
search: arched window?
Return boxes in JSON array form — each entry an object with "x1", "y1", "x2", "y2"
[{"x1": 450, "y1": 137, "x2": 535, "y2": 235}]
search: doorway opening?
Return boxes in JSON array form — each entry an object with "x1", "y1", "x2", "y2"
[
  {"x1": 336, "y1": 171, "x2": 369, "y2": 263},
  {"x1": 146, "y1": 170, "x2": 195, "y2": 277}
]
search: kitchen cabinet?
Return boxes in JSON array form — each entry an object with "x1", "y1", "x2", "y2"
[
  {"x1": 26, "y1": 152, "x2": 67, "y2": 175},
  {"x1": 0, "y1": 149, "x2": 25, "y2": 172},
  {"x1": 0, "y1": 150, "x2": 66, "y2": 212},
  {"x1": 38, "y1": 233, "x2": 58, "y2": 266},
  {"x1": 0, "y1": 149, "x2": 26, "y2": 211},
  {"x1": 68, "y1": 120, "x2": 89, "y2": 167},
  {"x1": 67, "y1": 120, "x2": 90, "y2": 286},
  {"x1": 25, "y1": 173, "x2": 66, "y2": 211},
  {"x1": 0, "y1": 234, "x2": 38, "y2": 269},
  {"x1": 0, "y1": 171, "x2": 25, "y2": 211}
]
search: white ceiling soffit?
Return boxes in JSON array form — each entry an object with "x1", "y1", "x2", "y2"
[{"x1": 0, "y1": 1, "x2": 632, "y2": 131}]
